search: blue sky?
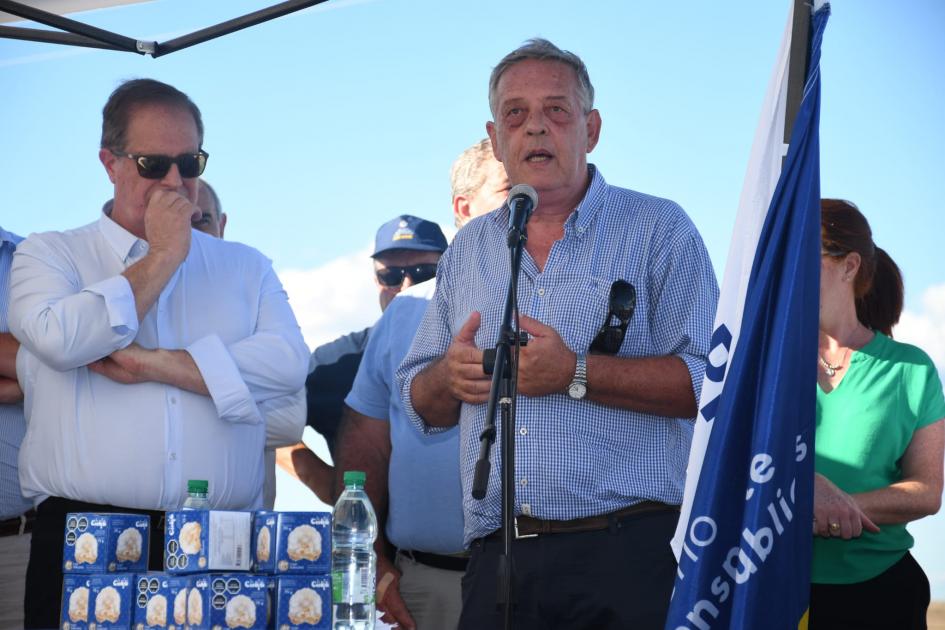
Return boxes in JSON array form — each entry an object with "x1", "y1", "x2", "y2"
[{"x1": 2, "y1": 0, "x2": 944, "y2": 597}]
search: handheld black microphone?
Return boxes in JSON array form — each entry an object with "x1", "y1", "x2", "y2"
[{"x1": 506, "y1": 184, "x2": 538, "y2": 245}]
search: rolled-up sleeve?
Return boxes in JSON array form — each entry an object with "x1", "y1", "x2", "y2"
[
  {"x1": 189, "y1": 266, "x2": 309, "y2": 425},
  {"x1": 9, "y1": 236, "x2": 138, "y2": 371},
  {"x1": 260, "y1": 388, "x2": 306, "y2": 447},
  {"x1": 648, "y1": 212, "x2": 720, "y2": 406},
  {"x1": 395, "y1": 258, "x2": 456, "y2": 435}
]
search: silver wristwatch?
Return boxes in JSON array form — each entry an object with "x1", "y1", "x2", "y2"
[{"x1": 567, "y1": 354, "x2": 587, "y2": 400}]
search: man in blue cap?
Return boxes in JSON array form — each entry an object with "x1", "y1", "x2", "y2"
[{"x1": 277, "y1": 215, "x2": 448, "y2": 504}]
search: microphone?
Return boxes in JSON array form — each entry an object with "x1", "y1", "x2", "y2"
[{"x1": 507, "y1": 184, "x2": 538, "y2": 241}]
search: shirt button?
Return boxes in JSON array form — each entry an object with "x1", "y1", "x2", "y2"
[
  {"x1": 537, "y1": 288, "x2": 545, "y2": 297},
  {"x1": 170, "y1": 397, "x2": 177, "y2": 404},
  {"x1": 520, "y1": 478, "x2": 528, "y2": 486},
  {"x1": 169, "y1": 452, "x2": 177, "y2": 461},
  {"x1": 521, "y1": 503, "x2": 532, "y2": 515},
  {"x1": 519, "y1": 427, "x2": 527, "y2": 436}
]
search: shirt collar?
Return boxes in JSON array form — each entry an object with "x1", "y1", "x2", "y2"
[
  {"x1": 98, "y1": 212, "x2": 146, "y2": 262},
  {"x1": 489, "y1": 164, "x2": 607, "y2": 237},
  {"x1": 0, "y1": 226, "x2": 23, "y2": 247}
]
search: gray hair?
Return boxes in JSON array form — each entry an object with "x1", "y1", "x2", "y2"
[
  {"x1": 450, "y1": 138, "x2": 495, "y2": 200},
  {"x1": 101, "y1": 78, "x2": 204, "y2": 151},
  {"x1": 488, "y1": 38, "x2": 594, "y2": 117}
]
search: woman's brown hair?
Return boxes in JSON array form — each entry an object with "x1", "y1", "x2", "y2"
[{"x1": 821, "y1": 199, "x2": 903, "y2": 336}]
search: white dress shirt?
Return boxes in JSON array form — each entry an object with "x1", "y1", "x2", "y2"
[{"x1": 9, "y1": 214, "x2": 309, "y2": 511}]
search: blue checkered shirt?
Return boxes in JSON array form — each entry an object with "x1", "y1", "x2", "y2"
[
  {"x1": 396, "y1": 166, "x2": 720, "y2": 546},
  {"x1": 0, "y1": 226, "x2": 32, "y2": 520}
]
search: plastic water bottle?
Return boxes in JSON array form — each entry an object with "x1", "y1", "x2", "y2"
[
  {"x1": 332, "y1": 470, "x2": 377, "y2": 629},
  {"x1": 182, "y1": 479, "x2": 210, "y2": 510}
]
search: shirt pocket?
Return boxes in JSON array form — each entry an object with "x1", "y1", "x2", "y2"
[{"x1": 552, "y1": 276, "x2": 612, "y2": 354}]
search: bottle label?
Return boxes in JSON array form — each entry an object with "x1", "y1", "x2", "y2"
[{"x1": 331, "y1": 567, "x2": 375, "y2": 605}]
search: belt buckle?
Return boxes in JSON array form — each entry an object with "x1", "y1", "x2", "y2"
[{"x1": 513, "y1": 516, "x2": 537, "y2": 540}]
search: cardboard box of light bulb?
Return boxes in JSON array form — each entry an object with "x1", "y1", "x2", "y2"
[
  {"x1": 185, "y1": 573, "x2": 270, "y2": 630},
  {"x1": 62, "y1": 512, "x2": 150, "y2": 574},
  {"x1": 163, "y1": 510, "x2": 252, "y2": 573},
  {"x1": 60, "y1": 573, "x2": 135, "y2": 629},
  {"x1": 274, "y1": 575, "x2": 332, "y2": 629},
  {"x1": 252, "y1": 511, "x2": 331, "y2": 574},
  {"x1": 131, "y1": 573, "x2": 191, "y2": 629}
]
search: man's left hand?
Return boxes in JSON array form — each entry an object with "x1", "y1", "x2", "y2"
[
  {"x1": 516, "y1": 315, "x2": 575, "y2": 397},
  {"x1": 88, "y1": 343, "x2": 153, "y2": 384}
]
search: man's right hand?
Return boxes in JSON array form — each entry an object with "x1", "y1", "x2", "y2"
[
  {"x1": 411, "y1": 311, "x2": 490, "y2": 427},
  {"x1": 376, "y1": 554, "x2": 416, "y2": 630},
  {"x1": 442, "y1": 311, "x2": 490, "y2": 404},
  {"x1": 144, "y1": 189, "x2": 199, "y2": 264}
]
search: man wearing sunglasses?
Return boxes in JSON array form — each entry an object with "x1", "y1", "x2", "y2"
[
  {"x1": 9, "y1": 79, "x2": 309, "y2": 629},
  {"x1": 334, "y1": 140, "x2": 510, "y2": 630},
  {"x1": 398, "y1": 40, "x2": 719, "y2": 630},
  {"x1": 276, "y1": 214, "x2": 448, "y2": 507}
]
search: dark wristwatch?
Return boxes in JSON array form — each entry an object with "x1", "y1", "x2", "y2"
[{"x1": 567, "y1": 354, "x2": 587, "y2": 400}]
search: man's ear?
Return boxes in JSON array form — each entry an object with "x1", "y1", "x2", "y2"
[
  {"x1": 100, "y1": 148, "x2": 119, "y2": 183},
  {"x1": 453, "y1": 195, "x2": 471, "y2": 227},
  {"x1": 585, "y1": 109, "x2": 602, "y2": 154},
  {"x1": 486, "y1": 121, "x2": 502, "y2": 163},
  {"x1": 218, "y1": 213, "x2": 228, "y2": 239}
]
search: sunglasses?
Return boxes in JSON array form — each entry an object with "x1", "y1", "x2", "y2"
[
  {"x1": 112, "y1": 149, "x2": 209, "y2": 180},
  {"x1": 375, "y1": 263, "x2": 438, "y2": 287},
  {"x1": 589, "y1": 280, "x2": 636, "y2": 355}
]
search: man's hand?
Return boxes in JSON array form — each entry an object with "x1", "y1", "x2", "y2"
[
  {"x1": 88, "y1": 343, "x2": 152, "y2": 384},
  {"x1": 516, "y1": 315, "x2": 574, "y2": 397},
  {"x1": 275, "y1": 443, "x2": 336, "y2": 505},
  {"x1": 145, "y1": 189, "x2": 200, "y2": 264},
  {"x1": 813, "y1": 473, "x2": 880, "y2": 539},
  {"x1": 376, "y1": 554, "x2": 416, "y2": 630},
  {"x1": 0, "y1": 377, "x2": 23, "y2": 404},
  {"x1": 87, "y1": 344, "x2": 210, "y2": 396},
  {"x1": 442, "y1": 311, "x2": 490, "y2": 404}
]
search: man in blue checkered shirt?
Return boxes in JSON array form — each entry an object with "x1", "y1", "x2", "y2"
[{"x1": 397, "y1": 38, "x2": 719, "y2": 629}]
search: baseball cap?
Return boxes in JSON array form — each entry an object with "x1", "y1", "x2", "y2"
[{"x1": 372, "y1": 214, "x2": 448, "y2": 258}]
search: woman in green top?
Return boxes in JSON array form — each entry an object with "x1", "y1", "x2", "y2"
[{"x1": 810, "y1": 199, "x2": 945, "y2": 629}]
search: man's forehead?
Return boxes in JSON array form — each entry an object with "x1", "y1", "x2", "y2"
[{"x1": 124, "y1": 103, "x2": 200, "y2": 147}]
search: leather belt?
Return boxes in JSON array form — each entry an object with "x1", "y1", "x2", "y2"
[
  {"x1": 503, "y1": 501, "x2": 679, "y2": 540},
  {"x1": 398, "y1": 549, "x2": 469, "y2": 572},
  {"x1": 0, "y1": 509, "x2": 36, "y2": 537}
]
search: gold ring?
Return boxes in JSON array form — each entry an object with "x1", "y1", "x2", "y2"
[{"x1": 829, "y1": 522, "x2": 840, "y2": 532}]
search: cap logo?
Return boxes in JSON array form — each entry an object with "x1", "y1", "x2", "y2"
[{"x1": 392, "y1": 225, "x2": 416, "y2": 241}]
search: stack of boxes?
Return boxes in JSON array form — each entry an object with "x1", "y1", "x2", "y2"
[
  {"x1": 253, "y1": 512, "x2": 332, "y2": 629},
  {"x1": 60, "y1": 513, "x2": 150, "y2": 629},
  {"x1": 59, "y1": 510, "x2": 331, "y2": 629}
]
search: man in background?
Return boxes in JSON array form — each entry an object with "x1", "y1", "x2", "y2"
[
  {"x1": 336, "y1": 139, "x2": 510, "y2": 629},
  {"x1": 276, "y1": 215, "x2": 448, "y2": 505},
  {"x1": 192, "y1": 178, "x2": 227, "y2": 238},
  {"x1": 0, "y1": 225, "x2": 31, "y2": 628}
]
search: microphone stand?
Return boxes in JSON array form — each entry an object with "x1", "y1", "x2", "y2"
[{"x1": 471, "y1": 220, "x2": 528, "y2": 630}]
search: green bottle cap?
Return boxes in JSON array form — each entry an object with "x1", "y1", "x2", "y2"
[
  {"x1": 343, "y1": 471, "x2": 366, "y2": 487},
  {"x1": 187, "y1": 479, "x2": 209, "y2": 494}
]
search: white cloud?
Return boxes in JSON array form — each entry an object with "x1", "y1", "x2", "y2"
[
  {"x1": 895, "y1": 283, "x2": 945, "y2": 374},
  {"x1": 278, "y1": 246, "x2": 380, "y2": 352}
]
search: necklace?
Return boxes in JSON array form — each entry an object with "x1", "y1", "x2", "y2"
[{"x1": 818, "y1": 348, "x2": 850, "y2": 377}]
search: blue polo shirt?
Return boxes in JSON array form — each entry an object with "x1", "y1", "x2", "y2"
[{"x1": 345, "y1": 279, "x2": 464, "y2": 554}]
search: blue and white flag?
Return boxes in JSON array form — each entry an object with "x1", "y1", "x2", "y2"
[{"x1": 666, "y1": 3, "x2": 830, "y2": 629}]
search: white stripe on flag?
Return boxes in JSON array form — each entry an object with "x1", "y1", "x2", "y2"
[{"x1": 670, "y1": 0, "x2": 797, "y2": 560}]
